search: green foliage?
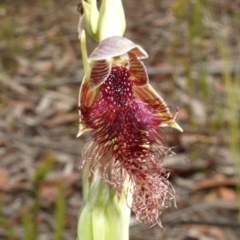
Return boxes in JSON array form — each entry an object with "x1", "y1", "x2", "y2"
[
  {"x1": 171, "y1": 0, "x2": 240, "y2": 180},
  {"x1": 171, "y1": 0, "x2": 209, "y2": 97},
  {"x1": 0, "y1": 197, "x2": 16, "y2": 240},
  {"x1": 0, "y1": 153, "x2": 67, "y2": 240},
  {"x1": 218, "y1": 42, "x2": 240, "y2": 216},
  {"x1": 54, "y1": 182, "x2": 66, "y2": 240},
  {"x1": 26, "y1": 153, "x2": 56, "y2": 238},
  {"x1": 21, "y1": 208, "x2": 35, "y2": 240}
]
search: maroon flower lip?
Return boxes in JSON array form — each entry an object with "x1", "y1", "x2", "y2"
[{"x1": 78, "y1": 36, "x2": 182, "y2": 226}]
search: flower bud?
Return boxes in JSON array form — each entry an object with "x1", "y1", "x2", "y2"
[
  {"x1": 98, "y1": 0, "x2": 126, "y2": 41},
  {"x1": 79, "y1": 0, "x2": 99, "y2": 40},
  {"x1": 78, "y1": 0, "x2": 126, "y2": 42}
]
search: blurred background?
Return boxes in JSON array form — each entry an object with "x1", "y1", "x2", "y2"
[{"x1": 1, "y1": 0, "x2": 240, "y2": 239}]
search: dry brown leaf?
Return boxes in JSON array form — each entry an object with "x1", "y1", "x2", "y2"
[
  {"x1": 40, "y1": 183, "x2": 58, "y2": 203},
  {"x1": 0, "y1": 76, "x2": 28, "y2": 94},
  {"x1": 32, "y1": 60, "x2": 54, "y2": 72},
  {"x1": 194, "y1": 174, "x2": 237, "y2": 190},
  {"x1": 9, "y1": 100, "x2": 35, "y2": 111},
  {"x1": 0, "y1": 139, "x2": 5, "y2": 146},
  {"x1": 218, "y1": 186, "x2": 236, "y2": 200},
  {"x1": 0, "y1": 169, "x2": 9, "y2": 191},
  {"x1": 183, "y1": 225, "x2": 226, "y2": 240},
  {"x1": 40, "y1": 175, "x2": 78, "y2": 203},
  {"x1": 42, "y1": 112, "x2": 77, "y2": 128},
  {"x1": 6, "y1": 182, "x2": 31, "y2": 191},
  {"x1": 177, "y1": 107, "x2": 189, "y2": 121},
  {"x1": 208, "y1": 227, "x2": 227, "y2": 240}
]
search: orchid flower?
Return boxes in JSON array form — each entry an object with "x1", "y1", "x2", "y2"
[{"x1": 78, "y1": 36, "x2": 182, "y2": 227}]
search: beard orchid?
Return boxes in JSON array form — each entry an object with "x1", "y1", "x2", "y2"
[{"x1": 78, "y1": 36, "x2": 182, "y2": 226}]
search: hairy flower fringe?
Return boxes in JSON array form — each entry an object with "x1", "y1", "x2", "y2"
[
  {"x1": 81, "y1": 132, "x2": 175, "y2": 226},
  {"x1": 131, "y1": 171, "x2": 176, "y2": 226},
  {"x1": 79, "y1": 67, "x2": 177, "y2": 226}
]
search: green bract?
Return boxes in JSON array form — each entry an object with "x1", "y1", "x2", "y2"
[
  {"x1": 78, "y1": 165, "x2": 131, "y2": 240},
  {"x1": 79, "y1": 0, "x2": 126, "y2": 41}
]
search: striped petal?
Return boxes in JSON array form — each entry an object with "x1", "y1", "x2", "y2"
[
  {"x1": 90, "y1": 59, "x2": 111, "y2": 88},
  {"x1": 128, "y1": 51, "x2": 148, "y2": 86},
  {"x1": 133, "y1": 84, "x2": 183, "y2": 132},
  {"x1": 78, "y1": 75, "x2": 99, "y2": 137}
]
